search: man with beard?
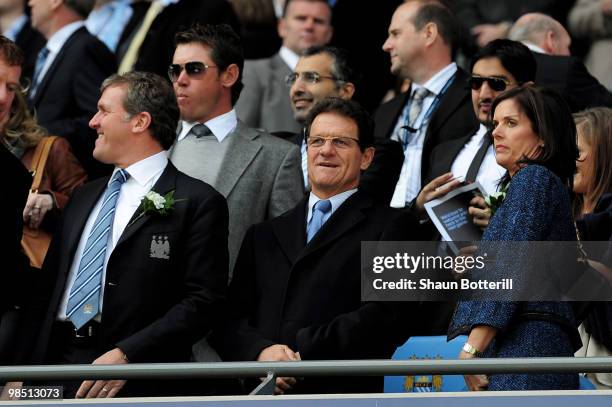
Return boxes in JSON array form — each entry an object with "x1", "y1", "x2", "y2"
[{"x1": 285, "y1": 45, "x2": 404, "y2": 200}]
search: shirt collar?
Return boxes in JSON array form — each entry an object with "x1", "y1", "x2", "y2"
[
  {"x1": 522, "y1": 41, "x2": 547, "y2": 54},
  {"x1": 158, "y1": 0, "x2": 179, "y2": 6},
  {"x1": 414, "y1": 62, "x2": 457, "y2": 97},
  {"x1": 113, "y1": 151, "x2": 168, "y2": 187},
  {"x1": 476, "y1": 123, "x2": 488, "y2": 143},
  {"x1": 178, "y1": 109, "x2": 238, "y2": 143},
  {"x1": 47, "y1": 21, "x2": 85, "y2": 54},
  {"x1": 307, "y1": 188, "x2": 358, "y2": 222},
  {"x1": 3, "y1": 14, "x2": 27, "y2": 41},
  {"x1": 279, "y1": 46, "x2": 300, "y2": 70}
]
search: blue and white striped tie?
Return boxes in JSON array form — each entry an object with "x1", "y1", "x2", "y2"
[{"x1": 66, "y1": 169, "x2": 129, "y2": 329}]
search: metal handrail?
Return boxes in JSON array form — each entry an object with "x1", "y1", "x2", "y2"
[{"x1": 1, "y1": 357, "x2": 612, "y2": 381}]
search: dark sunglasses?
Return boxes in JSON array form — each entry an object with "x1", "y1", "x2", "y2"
[
  {"x1": 468, "y1": 75, "x2": 514, "y2": 92},
  {"x1": 168, "y1": 62, "x2": 217, "y2": 82}
]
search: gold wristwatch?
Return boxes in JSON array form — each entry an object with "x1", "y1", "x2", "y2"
[{"x1": 462, "y1": 342, "x2": 483, "y2": 357}]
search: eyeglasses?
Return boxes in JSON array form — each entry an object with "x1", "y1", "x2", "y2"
[
  {"x1": 168, "y1": 62, "x2": 217, "y2": 82},
  {"x1": 468, "y1": 75, "x2": 515, "y2": 92},
  {"x1": 307, "y1": 136, "x2": 360, "y2": 149},
  {"x1": 285, "y1": 71, "x2": 340, "y2": 86}
]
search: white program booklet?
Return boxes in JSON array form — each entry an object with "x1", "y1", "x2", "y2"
[{"x1": 424, "y1": 182, "x2": 485, "y2": 254}]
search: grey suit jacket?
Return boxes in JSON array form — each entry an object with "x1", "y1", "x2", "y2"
[
  {"x1": 180, "y1": 121, "x2": 303, "y2": 362},
  {"x1": 214, "y1": 121, "x2": 304, "y2": 275},
  {"x1": 235, "y1": 53, "x2": 302, "y2": 134}
]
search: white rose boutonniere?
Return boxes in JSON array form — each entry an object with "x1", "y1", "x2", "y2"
[
  {"x1": 484, "y1": 183, "x2": 509, "y2": 217},
  {"x1": 127, "y1": 190, "x2": 178, "y2": 227}
]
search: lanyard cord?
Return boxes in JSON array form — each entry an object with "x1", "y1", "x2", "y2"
[{"x1": 400, "y1": 73, "x2": 456, "y2": 150}]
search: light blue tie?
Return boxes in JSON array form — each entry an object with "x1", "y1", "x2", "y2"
[
  {"x1": 307, "y1": 199, "x2": 332, "y2": 242},
  {"x1": 66, "y1": 169, "x2": 129, "y2": 329},
  {"x1": 30, "y1": 47, "x2": 49, "y2": 98}
]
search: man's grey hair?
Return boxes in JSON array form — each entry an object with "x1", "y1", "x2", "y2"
[
  {"x1": 508, "y1": 13, "x2": 562, "y2": 44},
  {"x1": 63, "y1": 0, "x2": 96, "y2": 19},
  {"x1": 101, "y1": 72, "x2": 180, "y2": 150}
]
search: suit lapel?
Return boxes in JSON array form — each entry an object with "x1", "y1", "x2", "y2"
[
  {"x1": 426, "y1": 68, "x2": 469, "y2": 138},
  {"x1": 115, "y1": 162, "x2": 178, "y2": 247},
  {"x1": 298, "y1": 192, "x2": 369, "y2": 261},
  {"x1": 215, "y1": 121, "x2": 262, "y2": 197},
  {"x1": 271, "y1": 53, "x2": 291, "y2": 83},
  {"x1": 33, "y1": 28, "x2": 84, "y2": 106},
  {"x1": 377, "y1": 91, "x2": 410, "y2": 139},
  {"x1": 271, "y1": 198, "x2": 308, "y2": 265},
  {"x1": 270, "y1": 192, "x2": 370, "y2": 272},
  {"x1": 65, "y1": 178, "x2": 108, "y2": 260}
]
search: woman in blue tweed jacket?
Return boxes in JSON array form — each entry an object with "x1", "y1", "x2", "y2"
[{"x1": 448, "y1": 86, "x2": 582, "y2": 391}]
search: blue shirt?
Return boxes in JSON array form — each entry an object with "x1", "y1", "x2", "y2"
[
  {"x1": 86, "y1": 0, "x2": 133, "y2": 52},
  {"x1": 307, "y1": 188, "x2": 358, "y2": 226}
]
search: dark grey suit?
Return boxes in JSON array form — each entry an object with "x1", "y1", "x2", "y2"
[
  {"x1": 235, "y1": 53, "x2": 302, "y2": 134},
  {"x1": 31, "y1": 27, "x2": 116, "y2": 179}
]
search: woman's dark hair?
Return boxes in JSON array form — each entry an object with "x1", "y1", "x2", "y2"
[{"x1": 490, "y1": 86, "x2": 578, "y2": 189}]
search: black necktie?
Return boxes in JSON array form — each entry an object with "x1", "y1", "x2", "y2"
[{"x1": 465, "y1": 131, "x2": 492, "y2": 183}]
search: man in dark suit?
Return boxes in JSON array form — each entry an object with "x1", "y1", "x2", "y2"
[
  {"x1": 423, "y1": 39, "x2": 536, "y2": 192},
  {"x1": 212, "y1": 97, "x2": 418, "y2": 395},
  {"x1": 509, "y1": 12, "x2": 612, "y2": 112},
  {"x1": 372, "y1": 0, "x2": 478, "y2": 207},
  {"x1": 32, "y1": 71, "x2": 229, "y2": 398},
  {"x1": 28, "y1": 0, "x2": 116, "y2": 179}
]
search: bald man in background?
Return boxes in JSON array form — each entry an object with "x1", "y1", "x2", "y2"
[{"x1": 509, "y1": 12, "x2": 612, "y2": 112}]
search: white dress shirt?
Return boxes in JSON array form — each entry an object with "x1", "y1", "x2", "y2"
[
  {"x1": 390, "y1": 63, "x2": 458, "y2": 207},
  {"x1": 58, "y1": 152, "x2": 168, "y2": 321},
  {"x1": 450, "y1": 124, "x2": 506, "y2": 196},
  {"x1": 279, "y1": 46, "x2": 300, "y2": 71},
  {"x1": 177, "y1": 109, "x2": 238, "y2": 143},
  {"x1": 522, "y1": 41, "x2": 547, "y2": 54}
]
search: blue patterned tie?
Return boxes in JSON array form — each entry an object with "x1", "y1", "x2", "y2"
[
  {"x1": 307, "y1": 199, "x2": 332, "y2": 242},
  {"x1": 66, "y1": 169, "x2": 129, "y2": 329},
  {"x1": 30, "y1": 47, "x2": 49, "y2": 98}
]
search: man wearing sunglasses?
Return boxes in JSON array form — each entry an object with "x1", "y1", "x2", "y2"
[
  {"x1": 212, "y1": 97, "x2": 418, "y2": 395},
  {"x1": 235, "y1": 0, "x2": 333, "y2": 135},
  {"x1": 416, "y1": 39, "x2": 536, "y2": 220},
  {"x1": 168, "y1": 24, "x2": 303, "y2": 303}
]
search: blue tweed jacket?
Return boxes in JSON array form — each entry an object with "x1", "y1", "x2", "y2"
[{"x1": 448, "y1": 165, "x2": 581, "y2": 390}]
